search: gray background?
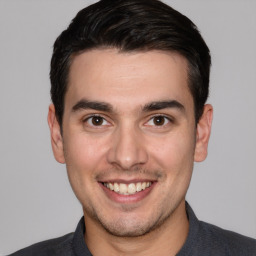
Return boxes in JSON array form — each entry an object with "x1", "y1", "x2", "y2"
[{"x1": 0, "y1": 0, "x2": 255, "y2": 254}]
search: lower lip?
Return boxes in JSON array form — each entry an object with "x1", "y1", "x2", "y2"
[{"x1": 99, "y1": 182, "x2": 156, "y2": 204}]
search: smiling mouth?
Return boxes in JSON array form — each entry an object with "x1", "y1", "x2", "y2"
[{"x1": 103, "y1": 182, "x2": 152, "y2": 195}]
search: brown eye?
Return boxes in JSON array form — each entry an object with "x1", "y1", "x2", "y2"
[
  {"x1": 153, "y1": 116, "x2": 166, "y2": 126},
  {"x1": 85, "y1": 115, "x2": 109, "y2": 127},
  {"x1": 91, "y1": 116, "x2": 104, "y2": 126}
]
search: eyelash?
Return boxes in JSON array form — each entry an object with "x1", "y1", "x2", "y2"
[
  {"x1": 83, "y1": 114, "x2": 173, "y2": 128},
  {"x1": 145, "y1": 115, "x2": 173, "y2": 127},
  {"x1": 83, "y1": 115, "x2": 110, "y2": 127}
]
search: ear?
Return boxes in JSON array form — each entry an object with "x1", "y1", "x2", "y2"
[
  {"x1": 47, "y1": 104, "x2": 65, "y2": 164},
  {"x1": 194, "y1": 104, "x2": 213, "y2": 162}
]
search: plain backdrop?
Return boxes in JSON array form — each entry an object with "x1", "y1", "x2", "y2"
[{"x1": 0, "y1": 0, "x2": 255, "y2": 255}]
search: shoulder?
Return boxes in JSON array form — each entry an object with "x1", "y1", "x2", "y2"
[
  {"x1": 8, "y1": 233, "x2": 74, "y2": 256},
  {"x1": 180, "y1": 203, "x2": 256, "y2": 256},
  {"x1": 199, "y1": 221, "x2": 256, "y2": 255}
]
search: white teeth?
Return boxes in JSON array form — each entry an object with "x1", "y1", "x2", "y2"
[
  {"x1": 103, "y1": 181, "x2": 152, "y2": 195},
  {"x1": 127, "y1": 183, "x2": 136, "y2": 194},
  {"x1": 114, "y1": 183, "x2": 119, "y2": 192},
  {"x1": 136, "y1": 182, "x2": 142, "y2": 192},
  {"x1": 119, "y1": 183, "x2": 128, "y2": 194}
]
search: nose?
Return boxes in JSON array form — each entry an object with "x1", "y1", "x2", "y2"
[{"x1": 107, "y1": 125, "x2": 148, "y2": 170}]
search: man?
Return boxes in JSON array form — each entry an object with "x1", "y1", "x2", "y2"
[{"x1": 9, "y1": 0, "x2": 256, "y2": 255}]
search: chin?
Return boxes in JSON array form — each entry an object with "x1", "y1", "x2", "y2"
[
  {"x1": 87, "y1": 206, "x2": 173, "y2": 238},
  {"x1": 100, "y1": 220, "x2": 156, "y2": 237}
]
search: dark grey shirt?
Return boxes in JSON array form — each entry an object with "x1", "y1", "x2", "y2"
[{"x1": 8, "y1": 203, "x2": 256, "y2": 255}]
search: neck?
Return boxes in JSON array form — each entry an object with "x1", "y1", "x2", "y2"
[{"x1": 84, "y1": 201, "x2": 189, "y2": 256}]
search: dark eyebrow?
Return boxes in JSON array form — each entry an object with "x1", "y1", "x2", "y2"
[
  {"x1": 72, "y1": 99, "x2": 113, "y2": 112},
  {"x1": 143, "y1": 100, "x2": 185, "y2": 112}
]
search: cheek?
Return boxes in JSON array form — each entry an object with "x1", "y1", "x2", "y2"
[
  {"x1": 151, "y1": 133, "x2": 195, "y2": 202},
  {"x1": 64, "y1": 133, "x2": 108, "y2": 167},
  {"x1": 149, "y1": 132, "x2": 195, "y2": 171},
  {"x1": 63, "y1": 134, "x2": 109, "y2": 193}
]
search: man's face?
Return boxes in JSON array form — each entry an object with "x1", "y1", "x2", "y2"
[{"x1": 49, "y1": 49, "x2": 211, "y2": 237}]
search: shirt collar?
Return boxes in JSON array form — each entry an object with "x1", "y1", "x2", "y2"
[{"x1": 73, "y1": 217, "x2": 92, "y2": 256}]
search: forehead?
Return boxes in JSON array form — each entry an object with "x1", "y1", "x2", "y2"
[{"x1": 66, "y1": 49, "x2": 192, "y2": 111}]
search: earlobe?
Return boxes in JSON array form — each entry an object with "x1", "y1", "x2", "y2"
[
  {"x1": 194, "y1": 104, "x2": 213, "y2": 162},
  {"x1": 47, "y1": 104, "x2": 66, "y2": 164}
]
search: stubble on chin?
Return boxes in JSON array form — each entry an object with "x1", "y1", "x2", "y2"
[{"x1": 82, "y1": 195, "x2": 183, "y2": 238}]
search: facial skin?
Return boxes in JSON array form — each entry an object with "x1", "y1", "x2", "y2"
[{"x1": 48, "y1": 49, "x2": 212, "y2": 255}]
